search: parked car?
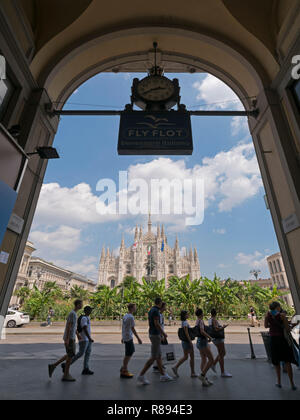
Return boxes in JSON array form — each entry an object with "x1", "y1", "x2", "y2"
[{"x1": 4, "y1": 310, "x2": 30, "y2": 328}]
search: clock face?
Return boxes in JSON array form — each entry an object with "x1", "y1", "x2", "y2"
[{"x1": 137, "y1": 76, "x2": 175, "y2": 102}]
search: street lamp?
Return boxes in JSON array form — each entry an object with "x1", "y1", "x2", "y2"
[{"x1": 250, "y1": 269, "x2": 261, "y2": 281}]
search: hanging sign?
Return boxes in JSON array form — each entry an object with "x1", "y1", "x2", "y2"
[{"x1": 118, "y1": 111, "x2": 193, "y2": 155}]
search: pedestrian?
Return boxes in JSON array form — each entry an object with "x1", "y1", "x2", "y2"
[
  {"x1": 48, "y1": 299, "x2": 83, "y2": 382},
  {"x1": 264, "y1": 302, "x2": 297, "y2": 390},
  {"x1": 172, "y1": 310, "x2": 197, "y2": 378},
  {"x1": 195, "y1": 308, "x2": 214, "y2": 386},
  {"x1": 153, "y1": 301, "x2": 167, "y2": 373},
  {"x1": 209, "y1": 309, "x2": 232, "y2": 378},
  {"x1": 46, "y1": 307, "x2": 54, "y2": 327},
  {"x1": 62, "y1": 306, "x2": 95, "y2": 376},
  {"x1": 137, "y1": 297, "x2": 173, "y2": 384},
  {"x1": 120, "y1": 303, "x2": 142, "y2": 378}
]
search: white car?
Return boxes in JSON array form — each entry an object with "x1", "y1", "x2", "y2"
[{"x1": 4, "y1": 310, "x2": 30, "y2": 328}]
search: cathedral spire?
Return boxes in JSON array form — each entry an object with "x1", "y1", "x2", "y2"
[
  {"x1": 189, "y1": 246, "x2": 193, "y2": 261},
  {"x1": 161, "y1": 224, "x2": 165, "y2": 239},
  {"x1": 139, "y1": 225, "x2": 143, "y2": 239},
  {"x1": 100, "y1": 246, "x2": 106, "y2": 262},
  {"x1": 148, "y1": 212, "x2": 152, "y2": 234},
  {"x1": 120, "y1": 235, "x2": 125, "y2": 249},
  {"x1": 175, "y1": 235, "x2": 179, "y2": 250},
  {"x1": 157, "y1": 223, "x2": 160, "y2": 239},
  {"x1": 134, "y1": 225, "x2": 138, "y2": 241},
  {"x1": 194, "y1": 247, "x2": 198, "y2": 261}
]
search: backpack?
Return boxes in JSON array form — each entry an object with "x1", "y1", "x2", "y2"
[
  {"x1": 77, "y1": 315, "x2": 86, "y2": 334},
  {"x1": 178, "y1": 326, "x2": 200, "y2": 342}
]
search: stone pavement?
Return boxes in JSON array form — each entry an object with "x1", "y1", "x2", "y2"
[{"x1": 0, "y1": 341, "x2": 299, "y2": 400}]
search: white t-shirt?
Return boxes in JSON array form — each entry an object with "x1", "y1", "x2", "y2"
[
  {"x1": 79, "y1": 315, "x2": 91, "y2": 342},
  {"x1": 63, "y1": 310, "x2": 77, "y2": 341},
  {"x1": 122, "y1": 313, "x2": 135, "y2": 342}
]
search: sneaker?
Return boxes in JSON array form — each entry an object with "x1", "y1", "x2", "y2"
[
  {"x1": 160, "y1": 373, "x2": 174, "y2": 382},
  {"x1": 198, "y1": 374, "x2": 207, "y2": 384},
  {"x1": 221, "y1": 372, "x2": 232, "y2": 378},
  {"x1": 202, "y1": 378, "x2": 211, "y2": 387},
  {"x1": 48, "y1": 364, "x2": 56, "y2": 379},
  {"x1": 137, "y1": 376, "x2": 150, "y2": 385},
  {"x1": 62, "y1": 375, "x2": 76, "y2": 382},
  {"x1": 172, "y1": 366, "x2": 179, "y2": 378},
  {"x1": 120, "y1": 370, "x2": 134, "y2": 379},
  {"x1": 82, "y1": 369, "x2": 94, "y2": 375}
]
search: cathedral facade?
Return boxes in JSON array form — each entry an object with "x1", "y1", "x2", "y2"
[{"x1": 98, "y1": 215, "x2": 201, "y2": 288}]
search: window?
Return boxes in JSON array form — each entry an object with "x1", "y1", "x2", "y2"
[
  {"x1": 0, "y1": 76, "x2": 14, "y2": 121},
  {"x1": 277, "y1": 259, "x2": 282, "y2": 272},
  {"x1": 126, "y1": 264, "x2": 131, "y2": 274},
  {"x1": 169, "y1": 264, "x2": 174, "y2": 274},
  {"x1": 269, "y1": 262, "x2": 274, "y2": 274},
  {"x1": 110, "y1": 279, "x2": 116, "y2": 289}
]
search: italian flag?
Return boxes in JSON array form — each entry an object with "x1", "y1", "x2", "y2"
[
  {"x1": 132, "y1": 242, "x2": 137, "y2": 251},
  {"x1": 147, "y1": 246, "x2": 152, "y2": 255}
]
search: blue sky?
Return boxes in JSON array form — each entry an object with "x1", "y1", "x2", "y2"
[{"x1": 29, "y1": 72, "x2": 279, "y2": 282}]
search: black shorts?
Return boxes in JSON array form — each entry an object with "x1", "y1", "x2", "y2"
[
  {"x1": 124, "y1": 340, "x2": 135, "y2": 357},
  {"x1": 65, "y1": 339, "x2": 76, "y2": 358}
]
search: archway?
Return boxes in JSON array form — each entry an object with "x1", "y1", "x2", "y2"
[{"x1": 0, "y1": 2, "x2": 300, "y2": 317}]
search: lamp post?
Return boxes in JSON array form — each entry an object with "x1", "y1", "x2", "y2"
[{"x1": 250, "y1": 269, "x2": 261, "y2": 281}]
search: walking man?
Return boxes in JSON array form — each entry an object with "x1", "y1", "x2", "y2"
[
  {"x1": 48, "y1": 299, "x2": 83, "y2": 382},
  {"x1": 120, "y1": 303, "x2": 143, "y2": 378},
  {"x1": 137, "y1": 297, "x2": 173, "y2": 385},
  {"x1": 153, "y1": 301, "x2": 167, "y2": 372},
  {"x1": 46, "y1": 307, "x2": 54, "y2": 327},
  {"x1": 62, "y1": 306, "x2": 94, "y2": 375}
]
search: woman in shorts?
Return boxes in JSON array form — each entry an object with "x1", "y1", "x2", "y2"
[
  {"x1": 195, "y1": 308, "x2": 214, "y2": 386},
  {"x1": 172, "y1": 311, "x2": 197, "y2": 378},
  {"x1": 209, "y1": 309, "x2": 232, "y2": 378}
]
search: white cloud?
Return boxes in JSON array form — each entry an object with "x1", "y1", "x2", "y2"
[
  {"x1": 30, "y1": 225, "x2": 82, "y2": 253},
  {"x1": 235, "y1": 251, "x2": 268, "y2": 271},
  {"x1": 193, "y1": 74, "x2": 249, "y2": 136},
  {"x1": 33, "y1": 182, "x2": 120, "y2": 228}
]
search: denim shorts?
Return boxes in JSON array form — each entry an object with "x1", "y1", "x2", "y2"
[
  {"x1": 213, "y1": 338, "x2": 224, "y2": 345},
  {"x1": 182, "y1": 341, "x2": 193, "y2": 352},
  {"x1": 196, "y1": 338, "x2": 208, "y2": 350}
]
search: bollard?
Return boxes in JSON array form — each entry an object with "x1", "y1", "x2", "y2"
[{"x1": 247, "y1": 328, "x2": 256, "y2": 359}]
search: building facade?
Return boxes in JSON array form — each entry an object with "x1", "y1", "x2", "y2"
[
  {"x1": 267, "y1": 252, "x2": 294, "y2": 307},
  {"x1": 98, "y1": 215, "x2": 201, "y2": 288},
  {"x1": 10, "y1": 242, "x2": 96, "y2": 306}
]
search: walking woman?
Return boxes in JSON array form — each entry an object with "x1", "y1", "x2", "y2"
[
  {"x1": 264, "y1": 302, "x2": 297, "y2": 390},
  {"x1": 195, "y1": 308, "x2": 214, "y2": 386},
  {"x1": 172, "y1": 311, "x2": 197, "y2": 378},
  {"x1": 209, "y1": 309, "x2": 232, "y2": 378}
]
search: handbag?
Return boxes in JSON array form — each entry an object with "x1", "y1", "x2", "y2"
[
  {"x1": 207, "y1": 325, "x2": 225, "y2": 340},
  {"x1": 161, "y1": 344, "x2": 176, "y2": 363}
]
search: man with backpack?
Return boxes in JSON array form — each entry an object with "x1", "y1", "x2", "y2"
[{"x1": 61, "y1": 306, "x2": 95, "y2": 376}]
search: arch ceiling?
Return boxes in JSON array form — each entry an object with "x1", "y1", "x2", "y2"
[{"x1": 13, "y1": 0, "x2": 299, "y2": 104}]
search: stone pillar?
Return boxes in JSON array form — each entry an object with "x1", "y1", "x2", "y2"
[
  {"x1": 0, "y1": 89, "x2": 59, "y2": 318},
  {"x1": 250, "y1": 89, "x2": 300, "y2": 312}
]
